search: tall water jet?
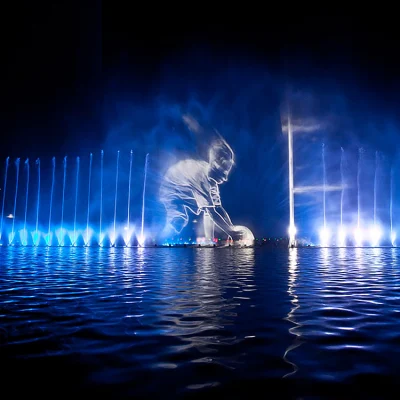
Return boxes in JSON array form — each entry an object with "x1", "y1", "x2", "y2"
[
  {"x1": 357, "y1": 148, "x2": 362, "y2": 229},
  {"x1": 369, "y1": 151, "x2": 382, "y2": 246},
  {"x1": 11, "y1": 158, "x2": 20, "y2": 244},
  {"x1": 287, "y1": 112, "x2": 296, "y2": 247},
  {"x1": 139, "y1": 153, "x2": 149, "y2": 246},
  {"x1": 113, "y1": 150, "x2": 120, "y2": 245},
  {"x1": 73, "y1": 157, "x2": 80, "y2": 245},
  {"x1": 127, "y1": 150, "x2": 133, "y2": 230},
  {"x1": 47, "y1": 157, "x2": 56, "y2": 245},
  {"x1": 35, "y1": 159, "x2": 40, "y2": 244},
  {"x1": 322, "y1": 143, "x2": 326, "y2": 229},
  {"x1": 319, "y1": 144, "x2": 329, "y2": 245},
  {"x1": 23, "y1": 158, "x2": 30, "y2": 244},
  {"x1": 338, "y1": 148, "x2": 346, "y2": 246},
  {"x1": 373, "y1": 151, "x2": 378, "y2": 226},
  {"x1": 340, "y1": 148, "x2": 345, "y2": 227},
  {"x1": 390, "y1": 165, "x2": 395, "y2": 245},
  {"x1": 86, "y1": 153, "x2": 93, "y2": 245},
  {"x1": 60, "y1": 156, "x2": 67, "y2": 245},
  {"x1": 0, "y1": 157, "x2": 10, "y2": 242},
  {"x1": 354, "y1": 148, "x2": 363, "y2": 245},
  {"x1": 99, "y1": 150, "x2": 104, "y2": 245}
]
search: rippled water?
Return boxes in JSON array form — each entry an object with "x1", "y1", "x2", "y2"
[{"x1": 1, "y1": 247, "x2": 400, "y2": 398}]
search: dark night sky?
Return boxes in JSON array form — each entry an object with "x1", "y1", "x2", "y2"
[
  {"x1": 1, "y1": 6, "x2": 399, "y2": 155},
  {"x1": 2, "y1": 7, "x2": 399, "y2": 161},
  {"x1": 1, "y1": 6, "x2": 400, "y2": 237}
]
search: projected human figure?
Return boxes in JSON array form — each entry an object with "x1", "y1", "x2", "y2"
[{"x1": 160, "y1": 137, "x2": 254, "y2": 243}]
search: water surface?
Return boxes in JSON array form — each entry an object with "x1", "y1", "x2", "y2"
[{"x1": 1, "y1": 247, "x2": 400, "y2": 398}]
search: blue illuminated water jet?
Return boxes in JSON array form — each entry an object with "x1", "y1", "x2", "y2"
[
  {"x1": 113, "y1": 151, "x2": 120, "y2": 245},
  {"x1": 100, "y1": 149, "x2": 104, "y2": 245},
  {"x1": 0, "y1": 157, "x2": 9, "y2": 243},
  {"x1": 35, "y1": 158, "x2": 40, "y2": 245},
  {"x1": 47, "y1": 157, "x2": 56, "y2": 245},
  {"x1": 86, "y1": 153, "x2": 93, "y2": 245},
  {"x1": 60, "y1": 156, "x2": 67, "y2": 245},
  {"x1": 10, "y1": 158, "x2": 20, "y2": 244},
  {"x1": 139, "y1": 153, "x2": 149, "y2": 246},
  {"x1": 23, "y1": 158, "x2": 29, "y2": 245},
  {"x1": 73, "y1": 157, "x2": 80, "y2": 245}
]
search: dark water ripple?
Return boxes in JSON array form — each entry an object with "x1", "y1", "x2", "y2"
[{"x1": 1, "y1": 246, "x2": 400, "y2": 398}]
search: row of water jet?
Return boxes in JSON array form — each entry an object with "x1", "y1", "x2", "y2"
[
  {"x1": 0, "y1": 151, "x2": 150, "y2": 247},
  {"x1": 316, "y1": 145, "x2": 398, "y2": 247}
]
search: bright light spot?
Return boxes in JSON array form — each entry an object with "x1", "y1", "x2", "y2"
[
  {"x1": 137, "y1": 234, "x2": 145, "y2": 247},
  {"x1": 354, "y1": 227, "x2": 363, "y2": 246},
  {"x1": 338, "y1": 226, "x2": 346, "y2": 246},
  {"x1": 124, "y1": 226, "x2": 128, "y2": 231},
  {"x1": 369, "y1": 225, "x2": 382, "y2": 246},
  {"x1": 6, "y1": 214, "x2": 14, "y2": 219},
  {"x1": 391, "y1": 232, "x2": 396, "y2": 246},
  {"x1": 319, "y1": 227, "x2": 330, "y2": 246},
  {"x1": 288, "y1": 225, "x2": 297, "y2": 237}
]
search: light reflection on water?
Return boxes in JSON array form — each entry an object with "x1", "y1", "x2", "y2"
[{"x1": 1, "y1": 247, "x2": 400, "y2": 398}]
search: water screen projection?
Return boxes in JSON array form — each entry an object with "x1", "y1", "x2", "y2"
[
  {"x1": 160, "y1": 115, "x2": 254, "y2": 246},
  {"x1": 0, "y1": 113, "x2": 254, "y2": 248},
  {"x1": 1, "y1": 78, "x2": 400, "y2": 248}
]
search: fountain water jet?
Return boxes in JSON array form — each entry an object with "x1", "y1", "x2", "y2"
[
  {"x1": 338, "y1": 148, "x2": 346, "y2": 245},
  {"x1": 126, "y1": 149, "x2": 133, "y2": 246},
  {"x1": 287, "y1": 112, "x2": 296, "y2": 247},
  {"x1": 340, "y1": 148, "x2": 345, "y2": 227},
  {"x1": 113, "y1": 151, "x2": 120, "y2": 245},
  {"x1": 86, "y1": 153, "x2": 93, "y2": 245},
  {"x1": 73, "y1": 157, "x2": 80, "y2": 245},
  {"x1": 99, "y1": 150, "x2": 104, "y2": 245},
  {"x1": 60, "y1": 156, "x2": 67, "y2": 245},
  {"x1": 23, "y1": 159, "x2": 29, "y2": 244},
  {"x1": 139, "y1": 153, "x2": 149, "y2": 246},
  {"x1": 390, "y1": 165, "x2": 396, "y2": 245},
  {"x1": 0, "y1": 157, "x2": 10, "y2": 242},
  {"x1": 322, "y1": 143, "x2": 326, "y2": 229},
  {"x1": 47, "y1": 157, "x2": 56, "y2": 245},
  {"x1": 10, "y1": 158, "x2": 20, "y2": 244},
  {"x1": 127, "y1": 150, "x2": 133, "y2": 228},
  {"x1": 319, "y1": 144, "x2": 330, "y2": 245},
  {"x1": 374, "y1": 151, "x2": 378, "y2": 226},
  {"x1": 35, "y1": 159, "x2": 40, "y2": 245},
  {"x1": 370, "y1": 151, "x2": 382, "y2": 246},
  {"x1": 354, "y1": 148, "x2": 363, "y2": 245}
]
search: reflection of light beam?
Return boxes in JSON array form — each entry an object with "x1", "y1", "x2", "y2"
[{"x1": 283, "y1": 248, "x2": 303, "y2": 378}]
